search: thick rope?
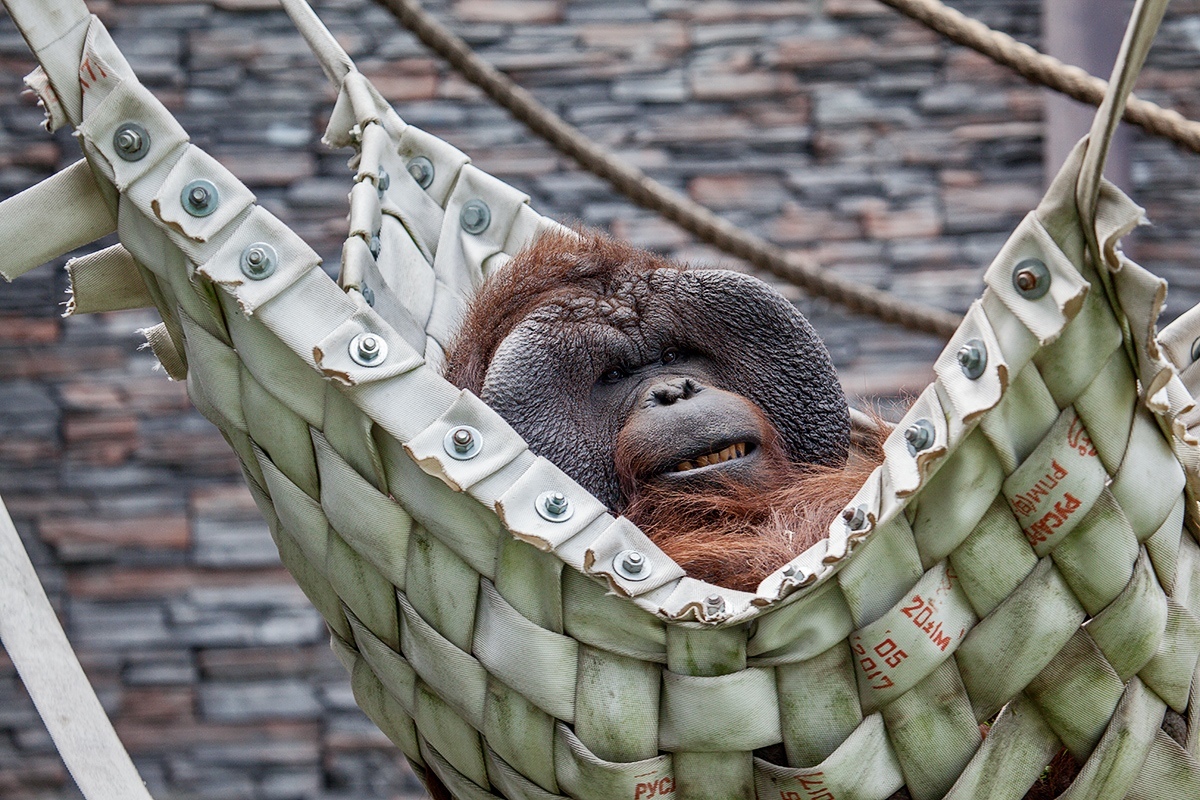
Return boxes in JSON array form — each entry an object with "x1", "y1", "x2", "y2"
[
  {"x1": 372, "y1": 0, "x2": 961, "y2": 338},
  {"x1": 878, "y1": 0, "x2": 1200, "y2": 153}
]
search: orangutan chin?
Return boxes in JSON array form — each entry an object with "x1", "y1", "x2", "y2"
[{"x1": 443, "y1": 227, "x2": 874, "y2": 592}]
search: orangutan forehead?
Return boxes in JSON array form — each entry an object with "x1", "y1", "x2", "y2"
[{"x1": 522, "y1": 268, "x2": 685, "y2": 330}]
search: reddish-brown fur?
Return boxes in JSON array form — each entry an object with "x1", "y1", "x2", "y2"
[
  {"x1": 617, "y1": 402, "x2": 882, "y2": 592},
  {"x1": 445, "y1": 229, "x2": 677, "y2": 395}
]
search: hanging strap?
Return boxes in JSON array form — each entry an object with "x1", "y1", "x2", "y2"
[
  {"x1": 277, "y1": 0, "x2": 355, "y2": 90},
  {"x1": 0, "y1": 494, "x2": 155, "y2": 800},
  {"x1": 1076, "y1": 0, "x2": 1171, "y2": 231}
]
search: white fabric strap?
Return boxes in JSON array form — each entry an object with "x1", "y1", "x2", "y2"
[
  {"x1": 277, "y1": 0, "x2": 354, "y2": 89},
  {"x1": 1077, "y1": 0, "x2": 1170, "y2": 228},
  {"x1": 1, "y1": 0, "x2": 91, "y2": 126},
  {"x1": 0, "y1": 159, "x2": 115, "y2": 282},
  {"x1": 0, "y1": 495, "x2": 155, "y2": 800}
]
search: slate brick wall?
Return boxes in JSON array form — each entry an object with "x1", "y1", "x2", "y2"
[{"x1": 1, "y1": 1, "x2": 1199, "y2": 798}]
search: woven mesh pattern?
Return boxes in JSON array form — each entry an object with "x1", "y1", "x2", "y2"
[{"x1": 7, "y1": 8, "x2": 1200, "y2": 800}]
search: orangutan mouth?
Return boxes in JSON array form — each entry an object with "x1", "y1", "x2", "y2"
[{"x1": 674, "y1": 442, "x2": 754, "y2": 472}]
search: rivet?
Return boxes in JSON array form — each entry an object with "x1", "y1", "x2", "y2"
[
  {"x1": 956, "y1": 338, "x2": 987, "y2": 380},
  {"x1": 369, "y1": 233, "x2": 382, "y2": 259},
  {"x1": 1012, "y1": 258, "x2": 1050, "y2": 300},
  {"x1": 181, "y1": 179, "x2": 219, "y2": 217},
  {"x1": 443, "y1": 425, "x2": 482, "y2": 460},
  {"x1": 407, "y1": 156, "x2": 434, "y2": 189},
  {"x1": 113, "y1": 122, "x2": 150, "y2": 161},
  {"x1": 536, "y1": 490, "x2": 573, "y2": 522},
  {"x1": 460, "y1": 199, "x2": 491, "y2": 235},
  {"x1": 239, "y1": 242, "x2": 277, "y2": 280},
  {"x1": 1191, "y1": 336, "x2": 1200, "y2": 364},
  {"x1": 614, "y1": 549, "x2": 652, "y2": 581},
  {"x1": 361, "y1": 284, "x2": 375, "y2": 307},
  {"x1": 349, "y1": 332, "x2": 388, "y2": 367},
  {"x1": 904, "y1": 418, "x2": 935, "y2": 455},
  {"x1": 703, "y1": 594, "x2": 726, "y2": 617},
  {"x1": 377, "y1": 167, "x2": 390, "y2": 196},
  {"x1": 841, "y1": 505, "x2": 868, "y2": 531}
]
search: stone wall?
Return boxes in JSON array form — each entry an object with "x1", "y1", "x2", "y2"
[{"x1": 1, "y1": 1, "x2": 1199, "y2": 798}]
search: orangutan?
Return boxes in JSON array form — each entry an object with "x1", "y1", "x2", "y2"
[
  {"x1": 443, "y1": 227, "x2": 873, "y2": 591},
  {"x1": 441, "y1": 227, "x2": 1084, "y2": 798}
]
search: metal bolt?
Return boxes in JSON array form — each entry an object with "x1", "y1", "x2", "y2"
[
  {"x1": 536, "y1": 490, "x2": 574, "y2": 522},
  {"x1": 369, "y1": 233, "x2": 382, "y2": 259},
  {"x1": 376, "y1": 168, "x2": 390, "y2": 196},
  {"x1": 181, "y1": 179, "x2": 219, "y2": 217},
  {"x1": 842, "y1": 505, "x2": 867, "y2": 531},
  {"x1": 460, "y1": 199, "x2": 491, "y2": 235},
  {"x1": 703, "y1": 594, "x2": 726, "y2": 617},
  {"x1": 956, "y1": 338, "x2": 987, "y2": 380},
  {"x1": 1191, "y1": 336, "x2": 1200, "y2": 364},
  {"x1": 904, "y1": 419, "x2": 935, "y2": 455},
  {"x1": 1012, "y1": 258, "x2": 1050, "y2": 300},
  {"x1": 614, "y1": 549, "x2": 652, "y2": 581},
  {"x1": 361, "y1": 284, "x2": 375, "y2": 307},
  {"x1": 407, "y1": 156, "x2": 434, "y2": 189},
  {"x1": 781, "y1": 564, "x2": 810, "y2": 585},
  {"x1": 349, "y1": 332, "x2": 388, "y2": 367},
  {"x1": 443, "y1": 425, "x2": 482, "y2": 460},
  {"x1": 239, "y1": 242, "x2": 277, "y2": 280},
  {"x1": 113, "y1": 122, "x2": 150, "y2": 161}
]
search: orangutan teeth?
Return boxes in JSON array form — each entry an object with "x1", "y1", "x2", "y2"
[{"x1": 674, "y1": 443, "x2": 749, "y2": 472}]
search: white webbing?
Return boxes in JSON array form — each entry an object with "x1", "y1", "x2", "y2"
[
  {"x1": 1077, "y1": 0, "x2": 1170, "y2": 229},
  {"x1": 277, "y1": 0, "x2": 354, "y2": 89},
  {"x1": 0, "y1": 159, "x2": 115, "y2": 282},
  {"x1": 0, "y1": 495, "x2": 155, "y2": 800}
]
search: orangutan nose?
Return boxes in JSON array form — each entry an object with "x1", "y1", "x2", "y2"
[{"x1": 646, "y1": 378, "x2": 703, "y2": 406}]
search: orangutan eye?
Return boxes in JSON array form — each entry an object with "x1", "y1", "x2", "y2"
[
  {"x1": 600, "y1": 366, "x2": 627, "y2": 384},
  {"x1": 661, "y1": 347, "x2": 680, "y2": 365}
]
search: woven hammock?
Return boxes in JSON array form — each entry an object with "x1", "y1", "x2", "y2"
[{"x1": 3, "y1": 1, "x2": 1200, "y2": 798}]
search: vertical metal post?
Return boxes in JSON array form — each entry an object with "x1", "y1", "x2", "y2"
[{"x1": 1043, "y1": 0, "x2": 1132, "y2": 190}]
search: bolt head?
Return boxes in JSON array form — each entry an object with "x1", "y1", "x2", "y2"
[
  {"x1": 181, "y1": 180, "x2": 219, "y2": 217},
  {"x1": 614, "y1": 549, "x2": 652, "y2": 580},
  {"x1": 377, "y1": 168, "x2": 390, "y2": 195},
  {"x1": 460, "y1": 199, "x2": 491, "y2": 235},
  {"x1": 1191, "y1": 336, "x2": 1200, "y2": 365},
  {"x1": 444, "y1": 425, "x2": 483, "y2": 460},
  {"x1": 956, "y1": 338, "x2": 987, "y2": 380},
  {"x1": 536, "y1": 490, "x2": 574, "y2": 522},
  {"x1": 842, "y1": 505, "x2": 868, "y2": 531},
  {"x1": 348, "y1": 332, "x2": 388, "y2": 367},
  {"x1": 703, "y1": 594, "x2": 726, "y2": 615},
  {"x1": 113, "y1": 123, "x2": 150, "y2": 161},
  {"x1": 1011, "y1": 258, "x2": 1050, "y2": 300},
  {"x1": 361, "y1": 284, "x2": 375, "y2": 307},
  {"x1": 407, "y1": 156, "x2": 434, "y2": 189},
  {"x1": 239, "y1": 242, "x2": 277, "y2": 280},
  {"x1": 904, "y1": 419, "x2": 935, "y2": 454}
]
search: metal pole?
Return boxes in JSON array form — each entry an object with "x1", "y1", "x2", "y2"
[{"x1": 1043, "y1": 0, "x2": 1132, "y2": 190}]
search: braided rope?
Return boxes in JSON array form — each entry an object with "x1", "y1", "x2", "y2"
[
  {"x1": 373, "y1": 0, "x2": 962, "y2": 339},
  {"x1": 878, "y1": 0, "x2": 1200, "y2": 154}
]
